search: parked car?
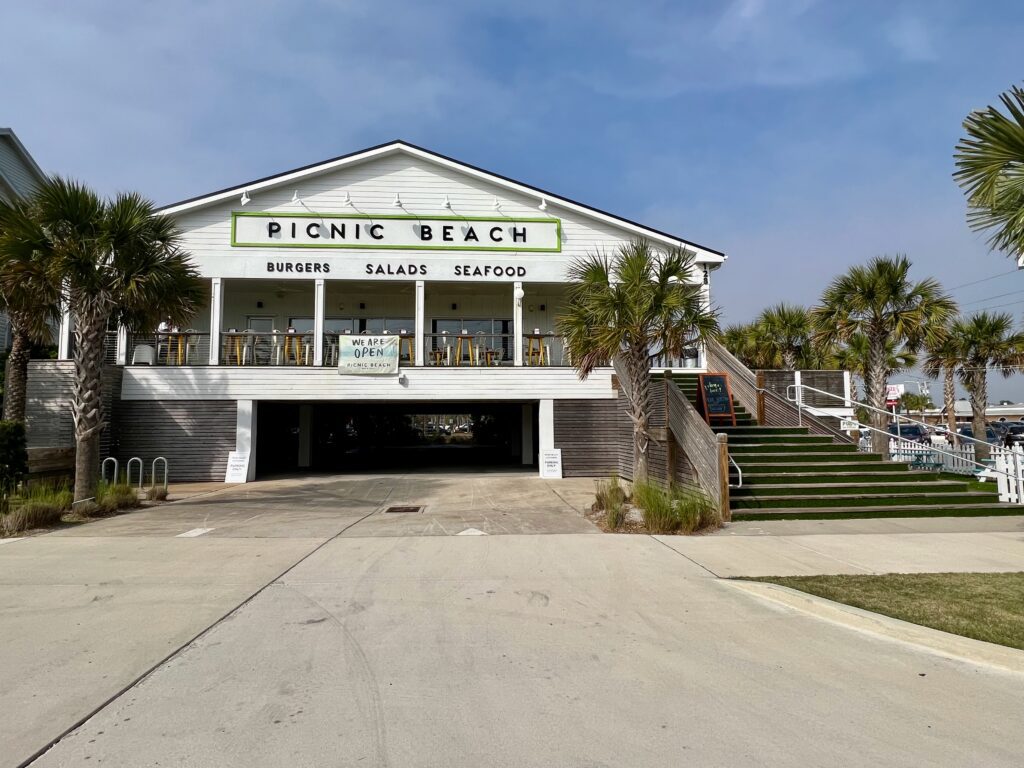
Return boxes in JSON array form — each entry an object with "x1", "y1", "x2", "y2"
[
  {"x1": 958, "y1": 425, "x2": 1000, "y2": 445},
  {"x1": 1002, "y1": 424, "x2": 1024, "y2": 447},
  {"x1": 887, "y1": 423, "x2": 929, "y2": 444}
]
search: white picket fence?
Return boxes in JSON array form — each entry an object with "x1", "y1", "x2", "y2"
[{"x1": 883, "y1": 440, "x2": 1024, "y2": 505}]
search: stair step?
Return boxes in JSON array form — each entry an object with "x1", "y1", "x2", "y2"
[
  {"x1": 730, "y1": 492, "x2": 999, "y2": 510},
  {"x1": 718, "y1": 426, "x2": 809, "y2": 436},
  {"x1": 726, "y1": 434, "x2": 834, "y2": 445},
  {"x1": 731, "y1": 481, "x2": 970, "y2": 498},
  {"x1": 731, "y1": 503, "x2": 1023, "y2": 520},
  {"x1": 739, "y1": 471, "x2": 933, "y2": 484},
  {"x1": 729, "y1": 443, "x2": 858, "y2": 454},
  {"x1": 732, "y1": 454, "x2": 884, "y2": 466}
]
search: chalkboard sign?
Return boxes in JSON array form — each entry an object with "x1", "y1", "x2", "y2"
[{"x1": 697, "y1": 373, "x2": 737, "y2": 426}]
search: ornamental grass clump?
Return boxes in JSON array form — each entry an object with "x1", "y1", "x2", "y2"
[
  {"x1": 633, "y1": 479, "x2": 679, "y2": 534},
  {"x1": 672, "y1": 485, "x2": 720, "y2": 533},
  {"x1": 594, "y1": 476, "x2": 627, "y2": 530},
  {"x1": 1, "y1": 481, "x2": 73, "y2": 535},
  {"x1": 95, "y1": 481, "x2": 140, "y2": 514}
]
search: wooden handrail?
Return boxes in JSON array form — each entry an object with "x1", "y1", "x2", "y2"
[{"x1": 665, "y1": 379, "x2": 730, "y2": 521}]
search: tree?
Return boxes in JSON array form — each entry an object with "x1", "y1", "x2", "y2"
[
  {"x1": 755, "y1": 303, "x2": 814, "y2": 370},
  {"x1": 811, "y1": 256, "x2": 956, "y2": 453},
  {"x1": 31, "y1": 178, "x2": 202, "y2": 502},
  {"x1": 954, "y1": 84, "x2": 1024, "y2": 258},
  {"x1": 831, "y1": 333, "x2": 916, "y2": 424},
  {"x1": 898, "y1": 392, "x2": 933, "y2": 420},
  {"x1": 557, "y1": 239, "x2": 719, "y2": 482},
  {"x1": 721, "y1": 322, "x2": 775, "y2": 369},
  {"x1": 0, "y1": 194, "x2": 60, "y2": 422},
  {"x1": 948, "y1": 312, "x2": 1024, "y2": 461},
  {"x1": 922, "y1": 330, "x2": 961, "y2": 444}
]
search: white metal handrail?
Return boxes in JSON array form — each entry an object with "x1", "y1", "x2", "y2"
[
  {"x1": 728, "y1": 455, "x2": 743, "y2": 489},
  {"x1": 785, "y1": 382, "x2": 994, "y2": 452}
]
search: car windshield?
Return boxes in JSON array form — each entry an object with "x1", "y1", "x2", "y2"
[{"x1": 1008, "y1": 426, "x2": 1024, "y2": 434}]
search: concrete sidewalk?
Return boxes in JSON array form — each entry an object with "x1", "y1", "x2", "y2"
[{"x1": 660, "y1": 529, "x2": 1024, "y2": 577}]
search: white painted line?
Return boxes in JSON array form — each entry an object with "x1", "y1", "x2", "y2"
[
  {"x1": 456, "y1": 528, "x2": 488, "y2": 536},
  {"x1": 176, "y1": 528, "x2": 215, "y2": 538}
]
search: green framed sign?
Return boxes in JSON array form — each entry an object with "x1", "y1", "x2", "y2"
[{"x1": 231, "y1": 212, "x2": 562, "y2": 253}]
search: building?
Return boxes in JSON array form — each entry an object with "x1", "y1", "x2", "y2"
[
  {"x1": 32, "y1": 141, "x2": 726, "y2": 481},
  {"x1": 0, "y1": 128, "x2": 48, "y2": 352}
]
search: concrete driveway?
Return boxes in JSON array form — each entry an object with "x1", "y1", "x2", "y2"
[{"x1": 2, "y1": 472, "x2": 1023, "y2": 767}]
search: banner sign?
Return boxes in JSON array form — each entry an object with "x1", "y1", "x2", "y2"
[
  {"x1": 338, "y1": 335, "x2": 399, "y2": 375},
  {"x1": 232, "y1": 213, "x2": 561, "y2": 253}
]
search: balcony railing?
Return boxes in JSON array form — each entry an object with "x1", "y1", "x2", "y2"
[
  {"x1": 128, "y1": 333, "x2": 211, "y2": 366},
  {"x1": 123, "y1": 330, "x2": 576, "y2": 368}
]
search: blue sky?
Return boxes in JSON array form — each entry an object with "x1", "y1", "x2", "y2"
[{"x1": 4, "y1": 0, "x2": 1024, "y2": 399}]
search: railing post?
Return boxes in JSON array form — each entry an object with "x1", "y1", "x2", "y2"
[
  {"x1": 414, "y1": 280, "x2": 425, "y2": 367},
  {"x1": 756, "y1": 371, "x2": 766, "y2": 425},
  {"x1": 209, "y1": 277, "x2": 222, "y2": 365},
  {"x1": 717, "y1": 432, "x2": 731, "y2": 522},
  {"x1": 665, "y1": 373, "x2": 677, "y2": 488}
]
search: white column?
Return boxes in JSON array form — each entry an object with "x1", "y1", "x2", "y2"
[
  {"x1": 115, "y1": 325, "x2": 128, "y2": 366},
  {"x1": 209, "y1": 277, "x2": 223, "y2": 365},
  {"x1": 414, "y1": 280, "x2": 425, "y2": 367},
  {"x1": 538, "y1": 399, "x2": 554, "y2": 476},
  {"x1": 698, "y1": 266, "x2": 711, "y2": 370},
  {"x1": 298, "y1": 404, "x2": 312, "y2": 468},
  {"x1": 57, "y1": 303, "x2": 71, "y2": 360},
  {"x1": 313, "y1": 279, "x2": 325, "y2": 366},
  {"x1": 521, "y1": 403, "x2": 534, "y2": 465},
  {"x1": 235, "y1": 399, "x2": 257, "y2": 482},
  {"x1": 513, "y1": 281, "x2": 524, "y2": 367}
]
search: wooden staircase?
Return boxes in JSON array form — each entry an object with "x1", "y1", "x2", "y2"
[{"x1": 671, "y1": 374, "x2": 1015, "y2": 520}]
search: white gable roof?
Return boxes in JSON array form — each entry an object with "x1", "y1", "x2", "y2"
[{"x1": 159, "y1": 140, "x2": 725, "y2": 264}]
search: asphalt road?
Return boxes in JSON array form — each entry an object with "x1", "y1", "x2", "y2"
[{"x1": 2, "y1": 472, "x2": 1023, "y2": 767}]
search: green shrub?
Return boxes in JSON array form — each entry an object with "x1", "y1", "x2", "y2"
[
  {"x1": 96, "y1": 481, "x2": 140, "y2": 513},
  {"x1": 0, "y1": 421, "x2": 28, "y2": 492},
  {"x1": 605, "y1": 496, "x2": 625, "y2": 530},
  {"x1": 671, "y1": 485, "x2": 720, "y2": 533},
  {"x1": 633, "y1": 480, "x2": 679, "y2": 534}
]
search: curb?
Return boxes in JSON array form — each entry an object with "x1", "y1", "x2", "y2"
[{"x1": 725, "y1": 579, "x2": 1024, "y2": 675}]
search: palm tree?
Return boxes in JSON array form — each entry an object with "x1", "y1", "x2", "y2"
[
  {"x1": 32, "y1": 178, "x2": 202, "y2": 502},
  {"x1": 831, "y1": 333, "x2": 916, "y2": 428},
  {"x1": 947, "y1": 312, "x2": 1024, "y2": 461},
  {"x1": 0, "y1": 194, "x2": 60, "y2": 422},
  {"x1": 756, "y1": 303, "x2": 814, "y2": 370},
  {"x1": 557, "y1": 239, "x2": 719, "y2": 482},
  {"x1": 923, "y1": 331, "x2": 961, "y2": 444},
  {"x1": 898, "y1": 392, "x2": 933, "y2": 420},
  {"x1": 811, "y1": 256, "x2": 956, "y2": 453},
  {"x1": 954, "y1": 84, "x2": 1024, "y2": 257},
  {"x1": 721, "y1": 322, "x2": 776, "y2": 369}
]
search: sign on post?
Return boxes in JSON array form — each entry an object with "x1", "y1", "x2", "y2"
[
  {"x1": 840, "y1": 418, "x2": 860, "y2": 432},
  {"x1": 697, "y1": 373, "x2": 737, "y2": 427},
  {"x1": 540, "y1": 449, "x2": 563, "y2": 479},
  {"x1": 224, "y1": 451, "x2": 250, "y2": 483},
  {"x1": 338, "y1": 335, "x2": 399, "y2": 375}
]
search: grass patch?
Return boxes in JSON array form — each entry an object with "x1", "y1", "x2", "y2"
[
  {"x1": 593, "y1": 476, "x2": 627, "y2": 530},
  {"x1": 752, "y1": 572, "x2": 1024, "y2": 651},
  {"x1": 633, "y1": 480, "x2": 678, "y2": 533},
  {"x1": 733, "y1": 507, "x2": 1022, "y2": 521},
  {"x1": 632, "y1": 480, "x2": 720, "y2": 534},
  {"x1": 146, "y1": 485, "x2": 169, "y2": 502}
]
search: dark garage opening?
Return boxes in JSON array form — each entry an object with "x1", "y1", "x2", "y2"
[{"x1": 255, "y1": 401, "x2": 537, "y2": 477}]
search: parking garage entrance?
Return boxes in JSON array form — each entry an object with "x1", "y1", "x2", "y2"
[{"x1": 255, "y1": 401, "x2": 537, "y2": 476}]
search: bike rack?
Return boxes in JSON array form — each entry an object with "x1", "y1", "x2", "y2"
[
  {"x1": 101, "y1": 457, "x2": 119, "y2": 484},
  {"x1": 126, "y1": 457, "x2": 143, "y2": 489},
  {"x1": 151, "y1": 457, "x2": 169, "y2": 489}
]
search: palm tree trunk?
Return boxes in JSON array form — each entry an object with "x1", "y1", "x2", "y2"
[
  {"x1": 626, "y1": 347, "x2": 651, "y2": 483},
  {"x1": 868, "y1": 339, "x2": 889, "y2": 454},
  {"x1": 969, "y1": 370, "x2": 990, "y2": 463},
  {"x1": 72, "y1": 309, "x2": 109, "y2": 503},
  {"x1": 2, "y1": 319, "x2": 32, "y2": 423},
  {"x1": 943, "y1": 367, "x2": 958, "y2": 446},
  {"x1": 782, "y1": 349, "x2": 797, "y2": 371}
]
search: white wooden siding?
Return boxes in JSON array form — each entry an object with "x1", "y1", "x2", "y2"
[
  {"x1": 121, "y1": 366, "x2": 616, "y2": 402},
  {"x1": 0, "y1": 138, "x2": 40, "y2": 199},
  {"x1": 170, "y1": 154, "x2": 716, "y2": 283}
]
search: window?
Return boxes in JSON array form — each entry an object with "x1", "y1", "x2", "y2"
[{"x1": 247, "y1": 316, "x2": 274, "y2": 333}]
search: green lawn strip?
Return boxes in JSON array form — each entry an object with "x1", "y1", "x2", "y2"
[
  {"x1": 748, "y1": 572, "x2": 1024, "y2": 651},
  {"x1": 733, "y1": 507, "x2": 1022, "y2": 521}
]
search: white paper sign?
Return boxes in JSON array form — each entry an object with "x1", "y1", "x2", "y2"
[
  {"x1": 338, "y1": 335, "x2": 399, "y2": 375},
  {"x1": 539, "y1": 448, "x2": 563, "y2": 479},
  {"x1": 224, "y1": 451, "x2": 250, "y2": 483},
  {"x1": 840, "y1": 418, "x2": 860, "y2": 431}
]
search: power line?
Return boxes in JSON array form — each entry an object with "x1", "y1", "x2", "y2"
[
  {"x1": 961, "y1": 288, "x2": 1024, "y2": 307},
  {"x1": 947, "y1": 268, "x2": 1018, "y2": 292},
  {"x1": 967, "y1": 296, "x2": 1024, "y2": 312}
]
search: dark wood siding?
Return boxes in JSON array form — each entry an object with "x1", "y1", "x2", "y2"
[
  {"x1": 553, "y1": 399, "x2": 619, "y2": 477},
  {"x1": 113, "y1": 401, "x2": 236, "y2": 482}
]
